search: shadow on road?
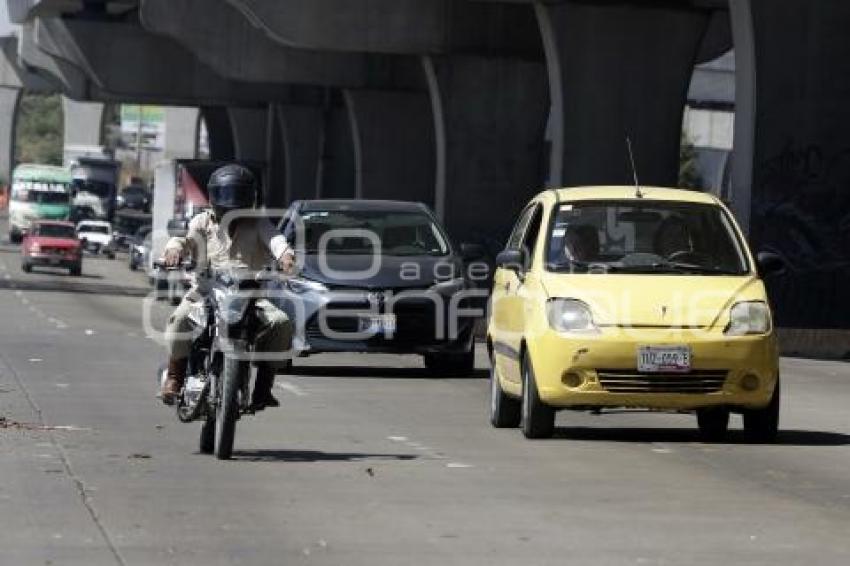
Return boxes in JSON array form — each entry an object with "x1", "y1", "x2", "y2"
[
  {"x1": 551, "y1": 426, "x2": 850, "y2": 446},
  {"x1": 287, "y1": 365, "x2": 488, "y2": 380},
  {"x1": 0, "y1": 276, "x2": 150, "y2": 298},
  {"x1": 230, "y1": 449, "x2": 419, "y2": 463}
]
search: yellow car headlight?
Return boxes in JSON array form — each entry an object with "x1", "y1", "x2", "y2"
[
  {"x1": 546, "y1": 298, "x2": 599, "y2": 334},
  {"x1": 725, "y1": 301, "x2": 771, "y2": 336}
]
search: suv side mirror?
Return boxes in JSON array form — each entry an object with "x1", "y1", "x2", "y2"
[
  {"x1": 460, "y1": 242, "x2": 485, "y2": 261},
  {"x1": 756, "y1": 251, "x2": 786, "y2": 278},
  {"x1": 495, "y1": 248, "x2": 525, "y2": 271}
]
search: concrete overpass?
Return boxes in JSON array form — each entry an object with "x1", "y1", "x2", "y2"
[{"x1": 2, "y1": 0, "x2": 850, "y2": 356}]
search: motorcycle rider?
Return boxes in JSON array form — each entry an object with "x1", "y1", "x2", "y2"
[{"x1": 159, "y1": 164, "x2": 295, "y2": 410}]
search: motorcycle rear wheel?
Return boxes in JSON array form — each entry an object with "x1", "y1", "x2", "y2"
[{"x1": 214, "y1": 357, "x2": 248, "y2": 460}]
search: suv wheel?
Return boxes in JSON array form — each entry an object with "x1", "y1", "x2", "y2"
[{"x1": 423, "y1": 350, "x2": 475, "y2": 377}]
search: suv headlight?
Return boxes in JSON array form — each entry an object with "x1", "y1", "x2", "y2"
[
  {"x1": 286, "y1": 277, "x2": 328, "y2": 294},
  {"x1": 431, "y1": 277, "x2": 465, "y2": 295},
  {"x1": 222, "y1": 296, "x2": 250, "y2": 325},
  {"x1": 724, "y1": 301, "x2": 771, "y2": 336},
  {"x1": 546, "y1": 299, "x2": 599, "y2": 333}
]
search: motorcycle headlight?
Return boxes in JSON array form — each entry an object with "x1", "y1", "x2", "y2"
[
  {"x1": 725, "y1": 301, "x2": 771, "y2": 336},
  {"x1": 286, "y1": 277, "x2": 328, "y2": 294},
  {"x1": 222, "y1": 296, "x2": 250, "y2": 326},
  {"x1": 546, "y1": 299, "x2": 599, "y2": 334}
]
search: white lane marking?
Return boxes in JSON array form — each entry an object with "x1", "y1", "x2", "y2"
[
  {"x1": 84, "y1": 329, "x2": 95, "y2": 336},
  {"x1": 28, "y1": 358, "x2": 43, "y2": 363},
  {"x1": 55, "y1": 383, "x2": 69, "y2": 389},
  {"x1": 446, "y1": 462, "x2": 473, "y2": 469},
  {"x1": 651, "y1": 448, "x2": 673, "y2": 454},
  {"x1": 387, "y1": 435, "x2": 449, "y2": 461},
  {"x1": 277, "y1": 380, "x2": 307, "y2": 397},
  {"x1": 51, "y1": 425, "x2": 91, "y2": 432}
]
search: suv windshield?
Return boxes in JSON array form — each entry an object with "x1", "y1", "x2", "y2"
[
  {"x1": 546, "y1": 200, "x2": 749, "y2": 275},
  {"x1": 36, "y1": 224, "x2": 76, "y2": 238},
  {"x1": 290, "y1": 209, "x2": 449, "y2": 256}
]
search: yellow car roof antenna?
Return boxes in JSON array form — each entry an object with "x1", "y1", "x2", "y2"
[{"x1": 625, "y1": 135, "x2": 644, "y2": 199}]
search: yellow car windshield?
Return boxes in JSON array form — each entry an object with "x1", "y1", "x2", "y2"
[{"x1": 546, "y1": 200, "x2": 749, "y2": 275}]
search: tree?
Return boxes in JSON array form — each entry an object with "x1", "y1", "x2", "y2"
[{"x1": 15, "y1": 92, "x2": 64, "y2": 166}]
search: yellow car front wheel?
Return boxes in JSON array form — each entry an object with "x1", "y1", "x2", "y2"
[
  {"x1": 520, "y1": 353, "x2": 555, "y2": 439},
  {"x1": 489, "y1": 350, "x2": 520, "y2": 428}
]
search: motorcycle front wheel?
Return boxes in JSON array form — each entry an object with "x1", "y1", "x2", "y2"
[
  {"x1": 200, "y1": 413, "x2": 215, "y2": 454},
  {"x1": 214, "y1": 356, "x2": 248, "y2": 460}
]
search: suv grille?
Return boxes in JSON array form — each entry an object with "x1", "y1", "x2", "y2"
[{"x1": 597, "y1": 370, "x2": 728, "y2": 394}]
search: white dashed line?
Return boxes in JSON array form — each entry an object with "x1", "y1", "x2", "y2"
[
  {"x1": 446, "y1": 462, "x2": 473, "y2": 469},
  {"x1": 277, "y1": 380, "x2": 307, "y2": 397},
  {"x1": 387, "y1": 436, "x2": 408, "y2": 442},
  {"x1": 28, "y1": 358, "x2": 43, "y2": 363},
  {"x1": 84, "y1": 329, "x2": 96, "y2": 336}
]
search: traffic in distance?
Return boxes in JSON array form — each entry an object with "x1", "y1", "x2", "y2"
[{"x1": 3, "y1": 158, "x2": 784, "y2": 458}]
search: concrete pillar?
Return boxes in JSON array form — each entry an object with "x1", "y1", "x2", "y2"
[
  {"x1": 62, "y1": 97, "x2": 104, "y2": 160},
  {"x1": 279, "y1": 103, "x2": 323, "y2": 202},
  {"x1": 0, "y1": 87, "x2": 21, "y2": 187},
  {"x1": 264, "y1": 103, "x2": 287, "y2": 209},
  {"x1": 426, "y1": 55, "x2": 548, "y2": 249},
  {"x1": 732, "y1": 0, "x2": 850, "y2": 347},
  {"x1": 315, "y1": 91, "x2": 356, "y2": 200},
  {"x1": 535, "y1": 1, "x2": 710, "y2": 188},
  {"x1": 229, "y1": 107, "x2": 268, "y2": 162},
  {"x1": 163, "y1": 106, "x2": 200, "y2": 160},
  {"x1": 201, "y1": 106, "x2": 235, "y2": 161},
  {"x1": 342, "y1": 89, "x2": 434, "y2": 203}
]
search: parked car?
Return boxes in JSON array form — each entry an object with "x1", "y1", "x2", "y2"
[
  {"x1": 116, "y1": 184, "x2": 151, "y2": 213},
  {"x1": 487, "y1": 186, "x2": 783, "y2": 440},
  {"x1": 21, "y1": 220, "x2": 82, "y2": 276},
  {"x1": 76, "y1": 220, "x2": 116, "y2": 259},
  {"x1": 128, "y1": 225, "x2": 152, "y2": 271},
  {"x1": 278, "y1": 199, "x2": 485, "y2": 375}
]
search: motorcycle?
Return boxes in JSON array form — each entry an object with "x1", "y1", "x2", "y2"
[{"x1": 158, "y1": 263, "x2": 287, "y2": 460}]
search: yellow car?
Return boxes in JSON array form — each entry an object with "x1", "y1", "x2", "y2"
[{"x1": 487, "y1": 186, "x2": 784, "y2": 441}]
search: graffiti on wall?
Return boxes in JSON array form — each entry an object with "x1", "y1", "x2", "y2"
[{"x1": 752, "y1": 141, "x2": 850, "y2": 328}]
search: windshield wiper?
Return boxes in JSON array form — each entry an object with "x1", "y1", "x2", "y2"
[
  {"x1": 611, "y1": 262, "x2": 737, "y2": 275},
  {"x1": 667, "y1": 262, "x2": 740, "y2": 275}
]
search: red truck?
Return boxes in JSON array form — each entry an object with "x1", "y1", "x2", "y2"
[{"x1": 21, "y1": 220, "x2": 83, "y2": 276}]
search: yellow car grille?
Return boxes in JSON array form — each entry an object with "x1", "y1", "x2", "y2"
[{"x1": 596, "y1": 370, "x2": 728, "y2": 394}]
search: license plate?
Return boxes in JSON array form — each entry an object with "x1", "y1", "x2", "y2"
[
  {"x1": 638, "y1": 346, "x2": 691, "y2": 373},
  {"x1": 359, "y1": 314, "x2": 397, "y2": 335}
]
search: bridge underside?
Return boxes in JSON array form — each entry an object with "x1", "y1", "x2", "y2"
[{"x1": 2, "y1": 0, "x2": 849, "y2": 356}]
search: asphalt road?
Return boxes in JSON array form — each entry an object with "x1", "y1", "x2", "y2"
[{"x1": 1, "y1": 214, "x2": 849, "y2": 566}]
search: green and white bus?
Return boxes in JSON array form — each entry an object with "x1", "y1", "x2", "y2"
[{"x1": 8, "y1": 164, "x2": 73, "y2": 243}]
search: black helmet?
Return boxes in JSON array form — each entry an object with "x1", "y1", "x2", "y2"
[{"x1": 207, "y1": 164, "x2": 256, "y2": 214}]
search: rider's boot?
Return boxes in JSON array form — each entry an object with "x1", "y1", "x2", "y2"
[
  {"x1": 160, "y1": 357, "x2": 187, "y2": 405},
  {"x1": 250, "y1": 364, "x2": 279, "y2": 411}
]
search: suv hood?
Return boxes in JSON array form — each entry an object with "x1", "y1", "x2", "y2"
[
  {"x1": 300, "y1": 254, "x2": 459, "y2": 289},
  {"x1": 541, "y1": 273, "x2": 762, "y2": 328}
]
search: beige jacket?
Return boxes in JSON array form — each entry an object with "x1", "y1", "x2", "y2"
[{"x1": 164, "y1": 210, "x2": 291, "y2": 270}]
